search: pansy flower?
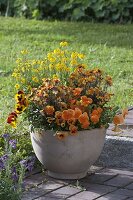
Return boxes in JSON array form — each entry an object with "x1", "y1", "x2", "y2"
[{"x1": 80, "y1": 96, "x2": 93, "y2": 107}]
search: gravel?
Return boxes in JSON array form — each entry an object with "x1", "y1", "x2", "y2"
[{"x1": 96, "y1": 135, "x2": 133, "y2": 168}]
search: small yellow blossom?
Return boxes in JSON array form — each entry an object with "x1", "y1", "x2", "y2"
[
  {"x1": 12, "y1": 72, "x2": 18, "y2": 78},
  {"x1": 16, "y1": 58, "x2": 22, "y2": 64},
  {"x1": 21, "y1": 49, "x2": 29, "y2": 55},
  {"x1": 60, "y1": 41, "x2": 68, "y2": 47},
  {"x1": 54, "y1": 48, "x2": 61, "y2": 55},
  {"x1": 53, "y1": 74, "x2": 58, "y2": 79},
  {"x1": 71, "y1": 52, "x2": 78, "y2": 59},
  {"x1": 78, "y1": 53, "x2": 85, "y2": 59},
  {"x1": 21, "y1": 78, "x2": 26, "y2": 83},
  {"x1": 32, "y1": 76, "x2": 38, "y2": 83},
  {"x1": 15, "y1": 84, "x2": 20, "y2": 90},
  {"x1": 70, "y1": 60, "x2": 78, "y2": 66}
]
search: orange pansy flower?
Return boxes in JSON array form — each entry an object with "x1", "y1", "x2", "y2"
[
  {"x1": 97, "y1": 107, "x2": 103, "y2": 114},
  {"x1": 80, "y1": 96, "x2": 93, "y2": 107},
  {"x1": 122, "y1": 108, "x2": 128, "y2": 119},
  {"x1": 69, "y1": 124, "x2": 78, "y2": 135},
  {"x1": 113, "y1": 115, "x2": 124, "y2": 125},
  {"x1": 81, "y1": 120, "x2": 90, "y2": 129},
  {"x1": 60, "y1": 102, "x2": 67, "y2": 109},
  {"x1": 74, "y1": 108, "x2": 82, "y2": 119},
  {"x1": 91, "y1": 109, "x2": 99, "y2": 116},
  {"x1": 70, "y1": 99, "x2": 76, "y2": 105},
  {"x1": 90, "y1": 115, "x2": 99, "y2": 124},
  {"x1": 56, "y1": 132, "x2": 68, "y2": 140},
  {"x1": 44, "y1": 105, "x2": 55, "y2": 115},
  {"x1": 62, "y1": 109, "x2": 75, "y2": 120},
  {"x1": 73, "y1": 88, "x2": 83, "y2": 96},
  {"x1": 78, "y1": 112, "x2": 89, "y2": 124},
  {"x1": 55, "y1": 111, "x2": 62, "y2": 119},
  {"x1": 67, "y1": 118, "x2": 76, "y2": 125},
  {"x1": 105, "y1": 75, "x2": 112, "y2": 86},
  {"x1": 87, "y1": 88, "x2": 95, "y2": 95}
]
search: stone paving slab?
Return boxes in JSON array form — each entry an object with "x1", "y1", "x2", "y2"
[
  {"x1": 96, "y1": 193, "x2": 128, "y2": 200},
  {"x1": 44, "y1": 186, "x2": 81, "y2": 199},
  {"x1": 22, "y1": 166, "x2": 133, "y2": 200},
  {"x1": 67, "y1": 191, "x2": 101, "y2": 200},
  {"x1": 104, "y1": 174, "x2": 133, "y2": 187}
]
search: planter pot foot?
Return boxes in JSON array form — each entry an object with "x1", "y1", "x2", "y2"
[{"x1": 48, "y1": 171, "x2": 87, "y2": 180}]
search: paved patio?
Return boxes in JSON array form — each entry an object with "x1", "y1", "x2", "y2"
[
  {"x1": 22, "y1": 166, "x2": 133, "y2": 200},
  {"x1": 22, "y1": 109, "x2": 133, "y2": 200}
]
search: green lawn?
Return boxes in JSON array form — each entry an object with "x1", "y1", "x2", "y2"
[{"x1": 0, "y1": 17, "x2": 133, "y2": 134}]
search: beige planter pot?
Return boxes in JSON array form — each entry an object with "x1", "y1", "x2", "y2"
[{"x1": 30, "y1": 128, "x2": 106, "y2": 179}]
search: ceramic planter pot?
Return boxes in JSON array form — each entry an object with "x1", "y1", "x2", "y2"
[{"x1": 30, "y1": 128, "x2": 106, "y2": 179}]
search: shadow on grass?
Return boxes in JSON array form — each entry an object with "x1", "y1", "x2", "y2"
[{"x1": 0, "y1": 21, "x2": 133, "y2": 49}]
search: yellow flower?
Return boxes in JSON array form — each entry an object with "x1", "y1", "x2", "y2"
[
  {"x1": 70, "y1": 60, "x2": 78, "y2": 66},
  {"x1": 22, "y1": 67, "x2": 25, "y2": 72},
  {"x1": 60, "y1": 41, "x2": 68, "y2": 47},
  {"x1": 16, "y1": 58, "x2": 22, "y2": 64},
  {"x1": 53, "y1": 48, "x2": 61, "y2": 55},
  {"x1": 53, "y1": 74, "x2": 58, "y2": 79},
  {"x1": 15, "y1": 84, "x2": 20, "y2": 90},
  {"x1": 15, "y1": 92, "x2": 25, "y2": 103},
  {"x1": 78, "y1": 53, "x2": 85, "y2": 59},
  {"x1": 32, "y1": 76, "x2": 39, "y2": 83},
  {"x1": 21, "y1": 78, "x2": 26, "y2": 83},
  {"x1": 21, "y1": 49, "x2": 29, "y2": 54},
  {"x1": 15, "y1": 103, "x2": 25, "y2": 114},
  {"x1": 47, "y1": 55, "x2": 56, "y2": 63},
  {"x1": 71, "y1": 52, "x2": 78, "y2": 59},
  {"x1": 12, "y1": 72, "x2": 18, "y2": 78}
]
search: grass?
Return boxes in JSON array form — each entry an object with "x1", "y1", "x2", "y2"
[{"x1": 0, "y1": 17, "x2": 133, "y2": 134}]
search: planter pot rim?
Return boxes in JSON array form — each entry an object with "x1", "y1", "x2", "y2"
[{"x1": 37, "y1": 127, "x2": 106, "y2": 133}]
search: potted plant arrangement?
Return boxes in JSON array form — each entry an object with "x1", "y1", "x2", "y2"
[{"x1": 7, "y1": 42, "x2": 117, "y2": 179}]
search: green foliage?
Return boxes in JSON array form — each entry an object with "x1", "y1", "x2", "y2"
[
  {"x1": 0, "y1": 0, "x2": 133, "y2": 23},
  {"x1": 0, "y1": 136, "x2": 25, "y2": 200},
  {"x1": 0, "y1": 178, "x2": 21, "y2": 200}
]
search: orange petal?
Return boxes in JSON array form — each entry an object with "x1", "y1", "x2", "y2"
[
  {"x1": 113, "y1": 115, "x2": 124, "y2": 125},
  {"x1": 69, "y1": 125, "x2": 78, "y2": 135},
  {"x1": 78, "y1": 112, "x2": 89, "y2": 124},
  {"x1": 90, "y1": 115, "x2": 99, "y2": 124},
  {"x1": 74, "y1": 108, "x2": 82, "y2": 119},
  {"x1": 81, "y1": 120, "x2": 90, "y2": 129},
  {"x1": 73, "y1": 88, "x2": 83, "y2": 96},
  {"x1": 44, "y1": 106, "x2": 55, "y2": 115},
  {"x1": 62, "y1": 109, "x2": 75, "y2": 120},
  {"x1": 122, "y1": 108, "x2": 128, "y2": 118},
  {"x1": 56, "y1": 132, "x2": 68, "y2": 140}
]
